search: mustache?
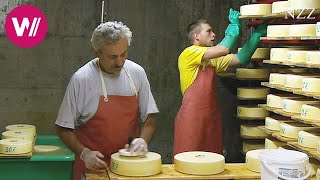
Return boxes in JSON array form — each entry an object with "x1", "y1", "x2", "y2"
[{"x1": 113, "y1": 64, "x2": 123, "y2": 68}]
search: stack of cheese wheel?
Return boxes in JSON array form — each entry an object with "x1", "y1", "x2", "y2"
[
  {"x1": 236, "y1": 68, "x2": 269, "y2": 79},
  {"x1": 241, "y1": 124, "x2": 268, "y2": 138},
  {"x1": 267, "y1": 25, "x2": 290, "y2": 37},
  {"x1": 284, "y1": 74, "x2": 319, "y2": 89},
  {"x1": 265, "y1": 115, "x2": 292, "y2": 131},
  {"x1": 282, "y1": 98, "x2": 319, "y2": 113},
  {"x1": 301, "y1": 77, "x2": 320, "y2": 93},
  {"x1": 280, "y1": 122, "x2": 317, "y2": 139},
  {"x1": 306, "y1": 51, "x2": 320, "y2": 64},
  {"x1": 2, "y1": 130, "x2": 34, "y2": 143},
  {"x1": 265, "y1": 137, "x2": 286, "y2": 149},
  {"x1": 5, "y1": 124, "x2": 36, "y2": 138},
  {"x1": 298, "y1": 130, "x2": 320, "y2": 149},
  {"x1": 288, "y1": 0, "x2": 320, "y2": 10},
  {"x1": 240, "y1": 4, "x2": 272, "y2": 16},
  {"x1": 237, "y1": 87, "x2": 269, "y2": 99},
  {"x1": 246, "y1": 149, "x2": 263, "y2": 173},
  {"x1": 237, "y1": 105, "x2": 269, "y2": 119},
  {"x1": 0, "y1": 138, "x2": 33, "y2": 154},
  {"x1": 269, "y1": 73, "x2": 286, "y2": 85},
  {"x1": 301, "y1": 104, "x2": 320, "y2": 121},
  {"x1": 287, "y1": 50, "x2": 310, "y2": 63},
  {"x1": 174, "y1": 151, "x2": 225, "y2": 175},
  {"x1": 242, "y1": 140, "x2": 265, "y2": 153},
  {"x1": 110, "y1": 151, "x2": 161, "y2": 176},
  {"x1": 270, "y1": 47, "x2": 308, "y2": 62},
  {"x1": 267, "y1": 93, "x2": 302, "y2": 109},
  {"x1": 272, "y1": 1, "x2": 289, "y2": 14},
  {"x1": 288, "y1": 24, "x2": 317, "y2": 37},
  {"x1": 238, "y1": 48, "x2": 270, "y2": 59}
]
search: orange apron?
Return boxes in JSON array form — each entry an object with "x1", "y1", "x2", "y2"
[
  {"x1": 173, "y1": 65, "x2": 223, "y2": 156},
  {"x1": 73, "y1": 60, "x2": 139, "y2": 180}
]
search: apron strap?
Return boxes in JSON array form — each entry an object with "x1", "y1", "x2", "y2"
[{"x1": 124, "y1": 68, "x2": 138, "y2": 97}]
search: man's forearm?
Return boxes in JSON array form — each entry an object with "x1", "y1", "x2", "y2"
[
  {"x1": 55, "y1": 125, "x2": 85, "y2": 156},
  {"x1": 139, "y1": 114, "x2": 156, "y2": 143}
]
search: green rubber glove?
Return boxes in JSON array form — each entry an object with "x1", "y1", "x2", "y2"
[
  {"x1": 217, "y1": 23, "x2": 240, "y2": 49},
  {"x1": 237, "y1": 23, "x2": 267, "y2": 64},
  {"x1": 229, "y1": 8, "x2": 241, "y2": 27}
]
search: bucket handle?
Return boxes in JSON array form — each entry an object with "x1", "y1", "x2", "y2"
[{"x1": 262, "y1": 160, "x2": 311, "y2": 180}]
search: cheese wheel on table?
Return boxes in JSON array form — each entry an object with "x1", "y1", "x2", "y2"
[
  {"x1": 237, "y1": 87, "x2": 269, "y2": 99},
  {"x1": 174, "y1": 151, "x2": 225, "y2": 175},
  {"x1": 110, "y1": 152, "x2": 161, "y2": 176},
  {"x1": 6, "y1": 124, "x2": 36, "y2": 135},
  {"x1": 240, "y1": 4, "x2": 272, "y2": 16},
  {"x1": 236, "y1": 68, "x2": 269, "y2": 79},
  {"x1": 301, "y1": 104, "x2": 320, "y2": 121},
  {"x1": 298, "y1": 130, "x2": 320, "y2": 149},
  {"x1": 2, "y1": 130, "x2": 34, "y2": 142},
  {"x1": 246, "y1": 149, "x2": 264, "y2": 173},
  {"x1": 0, "y1": 138, "x2": 33, "y2": 154}
]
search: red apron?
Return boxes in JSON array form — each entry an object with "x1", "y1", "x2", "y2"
[
  {"x1": 73, "y1": 62, "x2": 139, "y2": 180},
  {"x1": 173, "y1": 65, "x2": 223, "y2": 156}
]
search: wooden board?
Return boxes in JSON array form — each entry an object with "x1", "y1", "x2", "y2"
[
  {"x1": 272, "y1": 132, "x2": 297, "y2": 142},
  {"x1": 241, "y1": 134, "x2": 268, "y2": 140},
  {"x1": 237, "y1": 97, "x2": 266, "y2": 101},
  {"x1": 287, "y1": 142, "x2": 320, "y2": 162},
  {"x1": 261, "y1": 36, "x2": 320, "y2": 41},
  {"x1": 263, "y1": 60, "x2": 320, "y2": 69},
  {"x1": 291, "y1": 115, "x2": 317, "y2": 125},
  {"x1": 237, "y1": 115, "x2": 265, "y2": 121},
  {"x1": 86, "y1": 164, "x2": 261, "y2": 180},
  {"x1": 0, "y1": 151, "x2": 32, "y2": 158},
  {"x1": 258, "y1": 126, "x2": 276, "y2": 135},
  {"x1": 260, "y1": 82, "x2": 293, "y2": 93}
]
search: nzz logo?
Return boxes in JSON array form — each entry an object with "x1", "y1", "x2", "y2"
[{"x1": 5, "y1": 5, "x2": 48, "y2": 48}]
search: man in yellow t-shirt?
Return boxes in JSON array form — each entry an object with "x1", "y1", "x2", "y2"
[{"x1": 173, "y1": 9, "x2": 267, "y2": 156}]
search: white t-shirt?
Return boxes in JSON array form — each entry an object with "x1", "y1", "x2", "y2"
[{"x1": 55, "y1": 58, "x2": 159, "y2": 129}]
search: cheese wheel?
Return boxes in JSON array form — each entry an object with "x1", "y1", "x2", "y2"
[
  {"x1": 237, "y1": 87, "x2": 269, "y2": 99},
  {"x1": 238, "y1": 48, "x2": 270, "y2": 59},
  {"x1": 302, "y1": 77, "x2": 320, "y2": 93},
  {"x1": 317, "y1": 167, "x2": 320, "y2": 179},
  {"x1": 265, "y1": 138, "x2": 286, "y2": 149},
  {"x1": 283, "y1": 98, "x2": 319, "y2": 113},
  {"x1": 301, "y1": 104, "x2": 320, "y2": 121},
  {"x1": 280, "y1": 122, "x2": 317, "y2": 138},
  {"x1": 310, "y1": 158, "x2": 320, "y2": 177},
  {"x1": 317, "y1": 22, "x2": 320, "y2": 36},
  {"x1": 288, "y1": 0, "x2": 320, "y2": 10},
  {"x1": 307, "y1": 51, "x2": 320, "y2": 64},
  {"x1": 174, "y1": 151, "x2": 225, "y2": 175},
  {"x1": 237, "y1": 105, "x2": 269, "y2": 118},
  {"x1": 241, "y1": 124, "x2": 269, "y2": 138},
  {"x1": 236, "y1": 68, "x2": 269, "y2": 79},
  {"x1": 269, "y1": 73, "x2": 286, "y2": 85},
  {"x1": 287, "y1": 50, "x2": 309, "y2": 63},
  {"x1": 243, "y1": 141, "x2": 265, "y2": 153},
  {"x1": 288, "y1": 24, "x2": 317, "y2": 37},
  {"x1": 2, "y1": 130, "x2": 34, "y2": 142},
  {"x1": 0, "y1": 138, "x2": 33, "y2": 154},
  {"x1": 5, "y1": 124, "x2": 36, "y2": 135},
  {"x1": 33, "y1": 145, "x2": 61, "y2": 152},
  {"x1": 272, "y1": 1, "x2": 289, "y2": 14},
  {"x1": 267, "y1": 93, "x2": 302, "y2": 109},
  {"x1": 240, "y1": 4, "x2": 272, "y2": 16},
  {"x1": 317, "y1": 140, "x2": 320, "y2": 153},
  {"x1": 265, "y1": 116, "x2": 292, "y2": 131},
  {"x1": 267, "y1": 25, "x2": 290, "y2": 37},
  {"x1": 246, "y1": 149, "x2": 263, "y2": 173},
  {"x1": 270, "y1": 47, "x2": 308, "y2": 62},
  {"x1": 110, "y1": 152, "x2": 161, "y2": 176},
  {"x1": 284, "y1": 74, "x2": 319, "y2": 89},
  {"x1": 298, "y1": 130, "x2": 320, "y2": 149}
]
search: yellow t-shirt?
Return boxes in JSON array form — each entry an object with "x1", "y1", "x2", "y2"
[{"x1": 178, "y1": 45, "x2": 233, "y2": 95}]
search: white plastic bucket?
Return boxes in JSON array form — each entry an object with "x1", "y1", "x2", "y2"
[{"x1": 259, "y1": 149, "x2": 311, "y2": 180}]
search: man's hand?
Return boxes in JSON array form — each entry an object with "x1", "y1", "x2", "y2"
[
  {"x1": 80, "y1": 148, "x2": 107, "y2": 170},
  {"x1": 254, "y1": 23, "x2": 267, "y2": 36},
  {"x1": 125, "y1": 137, "x2": 148, "y2": 156},
  {"x1": 228, "y1": 8, "x2": 241, "y2": 26}
]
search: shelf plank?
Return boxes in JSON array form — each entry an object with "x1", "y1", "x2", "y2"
[
  {"x1": 287, "y1": 142, "x2": 320, "y2": 162},
  {"x1": 237, "y1": 115, "x2": 266, "y2": 121},
  {"x1": 258, "y1": 126, "x2": 276, "y2": 135},
  {"x1": 291, "y1": 115, "x2": 316, "y2": 125},
  {"x1": 241, "y1": 134, "x2": 268, "y2": 140},
  {"x1": 263, "y1": 60, "x2": 320, "y2": 69},
  {"x1": 272, "y1": 132, "x2": 297, "y2": 142},
  {"x1": 237, "y1": 97, "x2": 267, "y2": 101}
]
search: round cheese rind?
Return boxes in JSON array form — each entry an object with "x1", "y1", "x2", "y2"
[
  {"x1": 238, "y1": 48, "x2": 270, "y2": 59},
  {"x1": 280, "y1": 122, "x2": 317, "y2": 138},
  {"x1": 5, "y1": 124, "x2": 36, "y2": 135},
  {"x1": 267, "y1": 94, "x2": 301, "y2": 109},
  {"x1": 306, "y1": 51, "x2": 320, "y2": 64},
  {"x1": 237, "y1": 106, "x2": 269, "y2": 118},
  {"x1": 237, "y1": 87, "x2": 269, "y2": 99},
  {"x1": 174, "y1": 151, "x2": 225, "y2": 175},
  {"x1": 288, "y1": 24, "x2": 317, "y2": 37},
  {"x1": 298, "y1": 130, "x2": 320, "y2": 149},
  {"x1": 236, "y1": 68, "x2": 269, "y2": 79},
  {"x1": 265, "y1": 138, "x2": 286, "y2": 149},
  {"x1": 240, "y1": 4, "x2": 272, "y2": 16},
  {"x1": 241, "y1": 124, "x2": 268, "y2": 138},
  {"x1": 265, "y1": 116, "x2": 292, "y2": 131},
  {"x1": 282, "y1": 98, "x2": 319, "y2": 113},
  {"x1": 270, "y1": 47, "x2": 308, "y2": 62},
  {"x1": 2, "y1": 130, "x2": 34, "y2": 142},
  {"x1": 267, "y1": 25, "x2": 290, "y2": 37},
  {"x1": 301, "y1": 78, "x2": 320, "y2": 93},
  {"x1": 287, "y1": 50, "x2": 309, "y2": 63},
  {"x1": 0, "y1": 138, "x2": 33, "y2": 154},
  {"x1": 272, "y1": 1, "x2": 289, "y2": 14},
  {"x1": 246, "y1": 149, "x2": 263, "y2": 173},
  {"x1": 33, "y1": 145, "x2": 61, "y2": 152},
  {"x1": 288, "y1": 0, "x2": 320, "y2": 10},
  {"x1": 269, "y1": 73, "x2": 286, "y2": 85},
  {"x1": 111, "y1": 152, "x2": 161, "y2": 176},
  {"x1": 301, "y1": 104, "x2": 320, "y2": 121}
]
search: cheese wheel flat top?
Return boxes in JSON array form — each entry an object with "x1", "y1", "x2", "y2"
[
  {"x1": 174, "y1": 151, "x2": 224, "y2": 163},
  {"x1": 112, "y1": 152, "x2": 161, "y2": 162},
  {"x1": 240, "y1": 4, "x2": 272, "y2": 16},
  {"x1": 33, "y1": 145, "x2": 61, "y2": 152},
  {"x1": 118, "y1": 149, "x2": 141, "y2": 157}
]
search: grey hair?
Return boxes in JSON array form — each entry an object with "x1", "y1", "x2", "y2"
[{"x1": 91, "y1": 21, "x2": 132, "y2": 52}]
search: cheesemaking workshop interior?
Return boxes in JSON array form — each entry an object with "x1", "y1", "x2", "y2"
[{"x1": 1, "y1": 0, "x2": 320, "y2": 179}]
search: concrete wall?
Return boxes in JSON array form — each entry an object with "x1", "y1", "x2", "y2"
[{"x1": 0, "y1": 0, "x2": 246, "y2": 163}]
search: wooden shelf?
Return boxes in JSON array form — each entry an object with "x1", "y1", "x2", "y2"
[
  {"x1": 259, "y1": 104, "x2": 299, "y2": 118},
  {"x1": 263, "y1": 60, "x2": 320, "y2": 69},
  {"x1": 258, "y1": 125, "x2": 276, "y2": 135},
  {"x1": 291, "y1": 115, "x2": 316, "y2": 126},
  {"x1": 287, "y1": 142, "x2": 320, "y2": 162},
  {"x1": 241, "y1": 134, "x2": 268, "y2": 140},
  {"x1": 241, "y1": 9, "x2": 320, "y2": 20},
  {"x1": 237, "y1": 115, "x2": 266, "y2": 121},
  {"x1": 272, "y1": 132, "x2": 297, "y2": 142},
  {"x1": 237, "y1": 97, "x2": 267, "y2": 101},
  {"x1": 260, "y1": 36, "x2": 320, "y2": 45}
]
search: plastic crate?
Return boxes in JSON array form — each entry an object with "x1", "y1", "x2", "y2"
[{"x1": 0, "y1": 135, "x2": 74, "y2": 180}]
